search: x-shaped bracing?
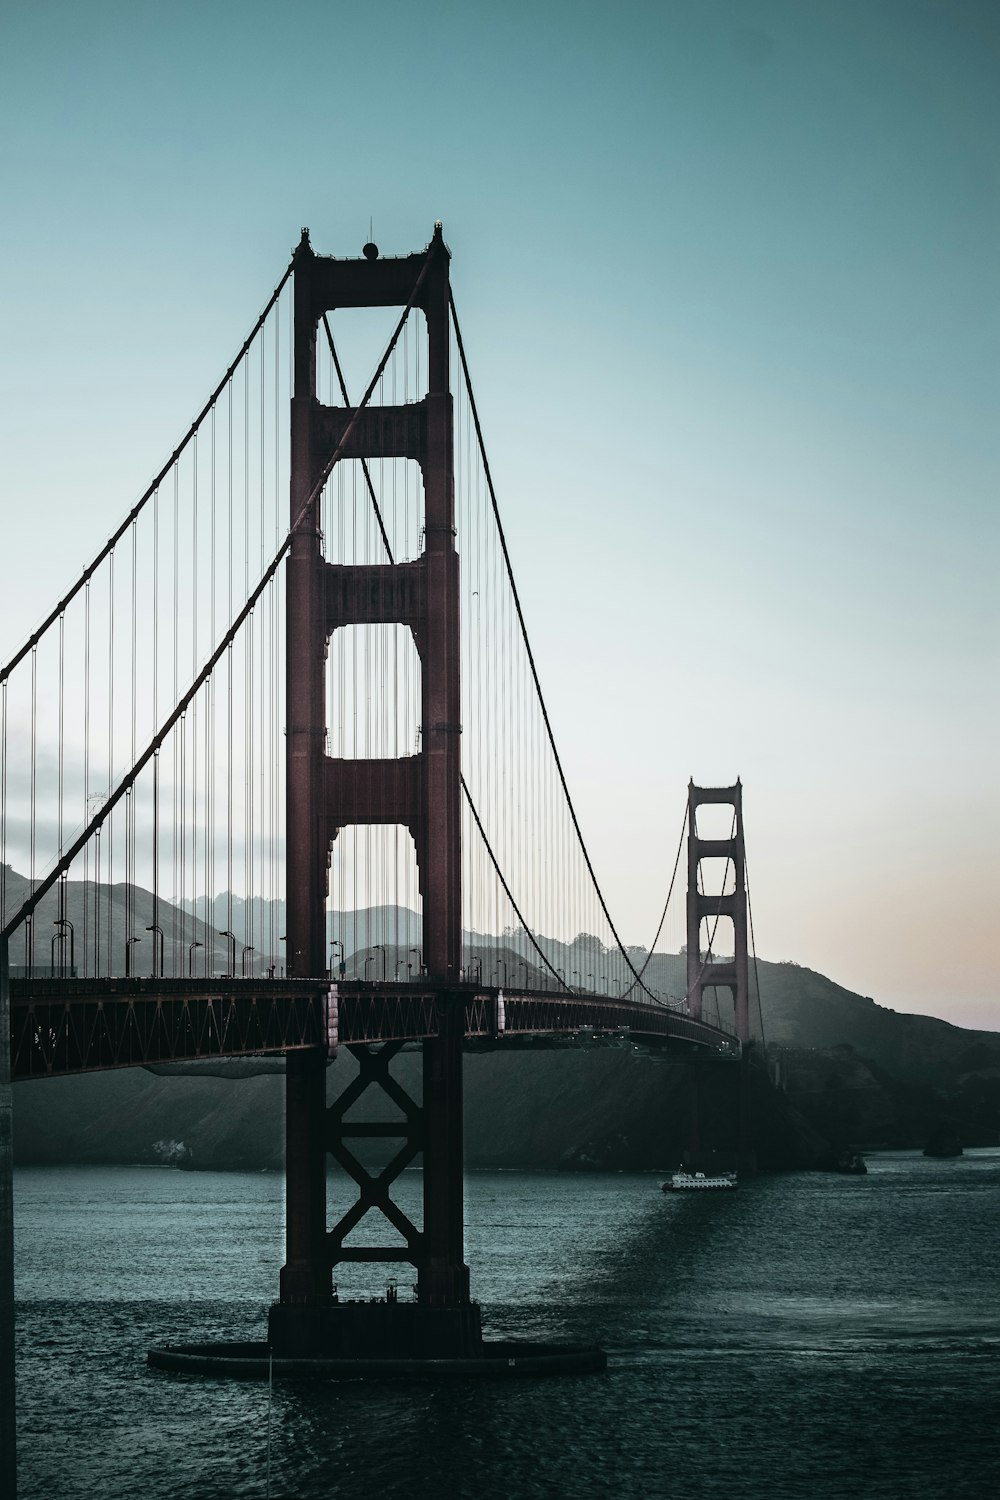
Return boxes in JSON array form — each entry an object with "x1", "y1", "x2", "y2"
[{"x1": 325, "y1": 1041, "x2": 425, "y2": 1265}]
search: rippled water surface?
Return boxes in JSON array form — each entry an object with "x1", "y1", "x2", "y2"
[{"x1": 13, "y1": 1152, "x2": 1000, "y2": 1498}]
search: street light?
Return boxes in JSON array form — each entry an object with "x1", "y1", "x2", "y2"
[
  {"x1": 557, "y1": 967, "x2": 566, "y2": 991},
  {"x1": 52, "y1": 917, "x2": 75, "y2": 978},
  {"x1": 373, "y1": 943, "x2": 386, "y2": 981},
  {"x1": 330, "y1": 938, "x2": 345, "y2": 978},
  {"x1": 572, "y1": 970, "x2": 580, "y2": 992},
  {"x1": 493, "y1": 959, "x2": 507, "y2": 986},
  {"x1": 188, "y1": 940, "x2": 203, "y2": 976},
  {"x1": 409, "y1": 947, "x2": 424, "y2": 977},
  {"x1": 145, "y1": 924, "x2": 164, "y2": 978},
  {"x1": 220, "y1": 930, "x2": 237, "y2": 977},
  {"x1": 242, "y1": 945, "x2": 255, "y2": 977},
  {"x1": 364, "y1": 952, "x2": 376, "y2": 981},
  {"x1": 125, "y1": 936, "x2": 142, "y2": 978}
]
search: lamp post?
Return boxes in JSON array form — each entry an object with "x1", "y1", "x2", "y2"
[
  {"x1": 242, "y1": 945, "x2": 255, "y2": 978},
  {"x1": 373, "y1": 944, "x2": 386, "y2": 982},
  {"x1": 145, "y1": 924, "x2": 164, "y2": 979},
  {"x1": 557, "y1": 967, "x2": 566, "y2": 991},
  {"x1": 330, "y1": 938, "x2": 345, "y2": 979},
  {"x1": 125, "y1": 936, "x2": 142, "y2": 978},
  {"x1": 188, "y1": 940, "x2": 203, "y2": 977},
  {"x1": 586, "y1": 972, "x2": 594, "y2": 992},
  {"x1": 572, "y1": 970, "x2": 580, "y2": 992},
  {"x1": 364, "y1": 953, "x2": 375, "y2": 982},
  {"x1": 52, "y1": 918, "x2": 74, "y2": 978},
  {"x1": 220, "y1": 930, "x2": 237, "y2": 978},
  {"x1": 408, "y1": 947, "x2": 424, "y2": 977},
  {"x1": 493, "y1": 959, "x2": 507, "y2": 986}
]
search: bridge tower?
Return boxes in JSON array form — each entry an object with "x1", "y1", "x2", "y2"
[
  {"x1": 272, "y1": 226, "x2": 473, "y2": 1357},
  {"x1": 686, "y1": 780, "x2": 749, "y2": 1043},
  {"x1": 684, "y1": 780, "x2": 755, "y2": 1173}
]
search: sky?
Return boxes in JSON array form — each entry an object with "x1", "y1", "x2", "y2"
[{"x1": 0, "y1": 0, "x2": 997, "y2": 1029}]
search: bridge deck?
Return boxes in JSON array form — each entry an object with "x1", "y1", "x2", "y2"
[{"x1": 9, "y1": 977, "x2": 736, "y2": 1081}]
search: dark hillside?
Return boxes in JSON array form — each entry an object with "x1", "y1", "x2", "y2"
[{"x1": 7, "y1": 869, "x2": 998, "y2": 1169}]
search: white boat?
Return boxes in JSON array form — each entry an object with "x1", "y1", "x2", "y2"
[{"x1": 661, "y1": 1168, "x2": 737, "y2": 1192}]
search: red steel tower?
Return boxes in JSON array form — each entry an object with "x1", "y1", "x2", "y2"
[
  {"x1": 685, "y1": 779, "x2": 750, "y2": 1044},
  {"x1": 272, "y1": 226, "x2": 472, "y2": 1356}
]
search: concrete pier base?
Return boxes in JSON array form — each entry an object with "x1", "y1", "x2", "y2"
[
  {"x1": 149, "y1": 1293, "x2": 604, "y2": 1378},
  {"x1": 148, "y1": 1335, "x2": 605, "y2": 1381},
  {"x1": 267, "y1": 1297, "x2": 485, "y2": 1359}
]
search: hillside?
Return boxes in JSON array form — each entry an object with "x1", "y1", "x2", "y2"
[
  {"x1": 6, "y1": 871, "x2": 998, "y2": 1168},
  {"x1": 11, "y1": 958, "x2": 999, "y2": 1171}
]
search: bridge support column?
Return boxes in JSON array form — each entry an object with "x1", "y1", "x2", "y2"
[
  {"x1": 420, "y1": 1002, "x2": 470, "y2": 1306},
  {"x1": 737, "y1": 1051, "x2": 758, "y2": 1175},
  {"x1": 278, "y1": 1050, "x2": 330, "y2": 1306},
  {"x1": 140, "y1": 228, "x2": 604, "y2": 1378}
]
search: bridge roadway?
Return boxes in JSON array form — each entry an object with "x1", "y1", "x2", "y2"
[{"x1": 9, "y1": 977, "x2": 736, "y2": 1081}]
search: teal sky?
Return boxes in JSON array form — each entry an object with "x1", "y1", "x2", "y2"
[{"x1": 1, "y1": 0, "x2": 997, "y2": 1028}]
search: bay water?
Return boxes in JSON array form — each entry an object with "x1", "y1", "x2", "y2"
[{"x1": 13, "y1": 1151, "x2": 1000, "y2": 1498}]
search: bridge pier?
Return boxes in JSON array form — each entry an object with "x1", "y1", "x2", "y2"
[
  {"x1": 420, "y1": 1013, "x2": 471, "y2": 1307},
  {"x1": 270, "y1": 225, "x2": 480, "y2": 1361},
  {"x1": 277, "y1": 1049, "x2": 329, "y2": 1307},
  {"x1": 147, "y1": 229, "x2": 603, "y2": 1378},
  {"x1": 269, "y1": 1011, "x2": 476, "y2": 1361}
]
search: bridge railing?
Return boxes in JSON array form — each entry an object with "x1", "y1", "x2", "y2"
[{"x1": 9, "y1": 975, "x2": 734, "y2": 1081}]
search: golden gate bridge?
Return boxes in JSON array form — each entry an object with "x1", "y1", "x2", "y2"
[{"x1": 0, "y1": 225, "x2": 764, "y2": 1484}]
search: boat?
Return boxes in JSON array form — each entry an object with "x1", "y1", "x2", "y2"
[{"x1": 661, "y1": 1168, "x2": 737, "y2": 1192}]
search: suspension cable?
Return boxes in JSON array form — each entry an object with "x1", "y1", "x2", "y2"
[
  {"x1": 1, "y1": 251, "x2": 300, "y2": 684},
  {"x1": 460, "y1": 773, "x2": 567, "y2": 990},
  {"x1": 322, "y1": 314, "x2": 571, "y2": 994},
  {"x1": 745, "y1": 849, "x2": 767, "y2": 1052},
  {"x1": 321, "y1": 315, "x2": 394, "y2": 561},
  {"x1": 3, "y1": 248, "x2": 429, "y2": 943},
  {"x1": 622, "y1": 802, "x2": 687, "y2": 995},
  {"x1": 449, "y1": 291, "x2": 655, "y2": 999}
]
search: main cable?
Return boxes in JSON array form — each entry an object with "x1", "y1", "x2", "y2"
[
  {"x1": 449, "y1": 291, "x2": 656, "y2": 1001},
  {"x1": 745, "y1": 849, "x2": 767, "y2": 1053},
  {"x1": 3, "y1": 247, "x2": 429, "y2": 942},
  {"x1": 0, "y1": 250, "x2": 299, "y2": 684},
  {"x1": 622, "y1": 803, "x2": 687, "y2": 996},
  {"x1": 322, "y1": 315, "x2": 572, "y2": 994}
]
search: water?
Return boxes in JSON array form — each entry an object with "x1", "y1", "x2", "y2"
[{"x1": 13, "y1": 1152, "x2": 1000, "y2": 1499}]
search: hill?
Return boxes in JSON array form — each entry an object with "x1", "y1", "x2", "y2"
[
  {"x1": 11, "y1": 959, "x2": 999, "y2": 1172},
  {"x1": 6, "y1": 872, "x2": 998, "y2": 1169}
]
